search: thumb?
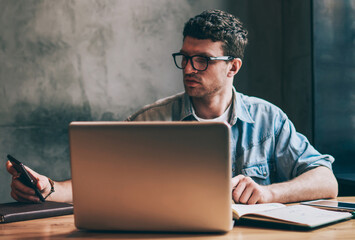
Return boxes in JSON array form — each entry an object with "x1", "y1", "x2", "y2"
[
  {"x1": 37, "y1": 178, "x2": 48, "y2": 192},
  {"x1": 23, "y1": 166, "x2": 47, "y2": 191}
]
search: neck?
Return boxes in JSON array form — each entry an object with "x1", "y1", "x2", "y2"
[{"x1": 191, "y1": 89, "x2": 233, "y2": 119}]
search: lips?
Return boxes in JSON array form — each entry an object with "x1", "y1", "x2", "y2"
[{"x1": 184, "y1": 77, "x2": 201, "y2": 87}]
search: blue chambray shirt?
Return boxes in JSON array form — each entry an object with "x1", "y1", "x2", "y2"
[{"x1": 127, "y1": 88, "x2": 334, "y2": 185}]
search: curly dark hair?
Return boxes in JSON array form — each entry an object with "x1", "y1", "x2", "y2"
[{"x1": 183, "y1": 9, "x2": 248, "y2": 59}]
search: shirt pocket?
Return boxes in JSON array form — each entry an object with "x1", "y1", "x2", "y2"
[{"x1": 241, "y1": 164, "x2": 271, "y2": 185}]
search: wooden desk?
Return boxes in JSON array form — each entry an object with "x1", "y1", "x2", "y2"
[{"x1": 1, "y1": 197, "x2": 354, "y2": 240}]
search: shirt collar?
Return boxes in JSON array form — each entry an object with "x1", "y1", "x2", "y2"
[
  {"x1": 180, "y1": 87, "x2": 255, "y2": 125},
  {"x1": 180, "y1": 93, "x2": 195, "y2": 121},
  {"x1": 230, "y1": 87, "x2": 255, "y2": 125}
]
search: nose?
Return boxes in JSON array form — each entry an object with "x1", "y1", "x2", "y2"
[{"x1": 184, "y1": 58, "x2": 198, "y2": 74}]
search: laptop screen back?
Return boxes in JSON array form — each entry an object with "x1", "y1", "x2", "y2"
[{"x1": 69, "y1": 121, "x2": 232, "y2": 232}]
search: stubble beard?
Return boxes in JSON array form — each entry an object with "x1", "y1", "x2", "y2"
[
  {"x1": 183, "y1": 73, "x2": 224, "y2": 99},
  {"x1": 184, "y1": 82, "x2": 222, "y2": 100},
  {"x1": 183, "y1": 73, "x2": 205, "y2": 98}
]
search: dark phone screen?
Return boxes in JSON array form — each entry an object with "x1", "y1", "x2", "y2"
[
  {"x1": 337, "y1": 202, "x2": 355, "y2": 210},
  {"x1": 308, "y1": 200, "x2": 355, "y2": 210}
]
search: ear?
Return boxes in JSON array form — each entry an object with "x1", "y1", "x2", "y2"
[{"x1": 227, "y1": 58, "x2": 242, "y2": 78}]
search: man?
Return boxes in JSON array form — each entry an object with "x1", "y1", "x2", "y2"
[{"x1": 7, "y1": 9, "x2": 338, "y2": 204}]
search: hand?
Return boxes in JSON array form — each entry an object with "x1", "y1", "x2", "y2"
[
  {"x1": 231, "y1": 174, "x2": 273, "y2": 204},
  {"x1": 6, "y1": 160, "x2": 51, "y2": 203}
]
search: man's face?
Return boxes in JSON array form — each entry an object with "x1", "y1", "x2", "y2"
[{"x1": 180, "y1": 36, "x2": 233, "y2": 99}]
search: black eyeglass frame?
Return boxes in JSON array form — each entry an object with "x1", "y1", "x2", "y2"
[{"x1": 172, "y1": 53, "x2": 236, "y2": 71}]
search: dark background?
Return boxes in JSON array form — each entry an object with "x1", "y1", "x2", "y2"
[{"x1": 0, "y1": 0, "x2": 354, "y2": 202}]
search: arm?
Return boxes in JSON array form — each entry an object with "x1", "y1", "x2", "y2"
[
  {"x1": 233, "y1": 110, "x2": 338, "y2": 204},
  {"x1": 232, "y1": 166, "x2": 338, "y2": 204},
  {"x1": 6, "y1": 161, "x2": 73, "y2": 203}
]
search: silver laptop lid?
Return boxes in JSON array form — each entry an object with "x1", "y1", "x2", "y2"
[{"x1": 69, "y1": 121, "x2": 232, "y2": 232}]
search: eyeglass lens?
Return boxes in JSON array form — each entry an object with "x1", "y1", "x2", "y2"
[{"x1": 174, "y1": 55, "x2": 208, "y2": 71}]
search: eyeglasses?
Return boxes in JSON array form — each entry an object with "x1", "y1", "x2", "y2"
[{"x1": 172, "y1": 53, "x2": 235, "y2": 71}]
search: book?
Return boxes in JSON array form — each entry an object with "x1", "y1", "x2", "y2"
[
  {"x1": 0, "y1": 201, "x2": 73, "y2": 223},
  {"x1": 232, "y1": 203, "x2": 352, "y2": 229}
]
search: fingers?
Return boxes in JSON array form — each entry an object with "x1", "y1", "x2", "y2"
[
  {"x1": 232, "y1": 175, "x2": 253, "y2": 204},
  {"x1": 232, "y1": 177, "x2": 247, "y2": 202},
  {"x1": 239, "y1": 181, "x2": 255, "y2": 203},
  {"x1": 247, "y1": 189, "x2": 262, "y2": 204},
  {"x1": 232, "y1": 175, "x2": 263, "y2": 204},
  {"x1": 10, "y1": 190, "x2": 32, "y2": 203},
  {"x1": 11, "y1": 178, "x2": 40, "y2": 203},
  {"x1": 239, "y1": 182, "x2": 262, "y2": 204}
]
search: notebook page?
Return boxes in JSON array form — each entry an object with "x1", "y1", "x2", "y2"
[
  {"x1": 232, "y1": 203, "x2": 285, "y2": 218},
  {"x1": 245, "y1": 204, "x2": 352, "y2": 226}
]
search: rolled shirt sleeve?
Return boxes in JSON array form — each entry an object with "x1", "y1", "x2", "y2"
[
  {"x1": 274, "y1": 114, "x2": 334, "y2": 181},
  {"x1": 232, "y1": 92, "x2": 335, "y2": 185}
]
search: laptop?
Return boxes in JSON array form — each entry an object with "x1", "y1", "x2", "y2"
[{"x1": 69, "y1": 121, "x2": 232, "y2": 232}]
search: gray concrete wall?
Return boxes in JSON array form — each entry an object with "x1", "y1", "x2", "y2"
[{"x1": 0, "y1": 0, "x2": 228, "y2": 203}]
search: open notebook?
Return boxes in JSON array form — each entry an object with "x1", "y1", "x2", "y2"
[{"x1": 232, "y1": 202, "x2": 352, "y2": 229}]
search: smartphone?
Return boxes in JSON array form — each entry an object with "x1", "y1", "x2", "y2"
[
  {"x1": 301, "y1": 200, "x2": 355, "y2": 212},
  {"x1": 7, "y1": 154, "x2": 45, "y2": 202}
]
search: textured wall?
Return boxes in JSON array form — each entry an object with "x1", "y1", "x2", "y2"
[{"x1": 0, "y1": 0, "x2": 227, "y2": 203}]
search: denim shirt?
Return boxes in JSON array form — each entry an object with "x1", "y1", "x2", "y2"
[{"x1": 127, "y1": 88, "x2": 334, "y2": 185}]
